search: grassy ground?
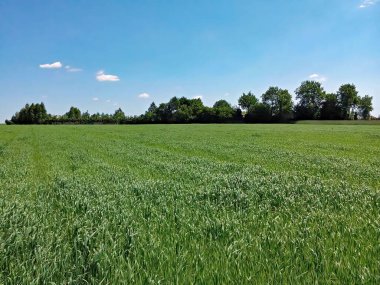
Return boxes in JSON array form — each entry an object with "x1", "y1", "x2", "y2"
[
  {"x1": 296, "y1": 120, "x2": 380, "y2": 125},
  {"x1": 0, "y1": 124, "x2": 379, "y2": 284}
]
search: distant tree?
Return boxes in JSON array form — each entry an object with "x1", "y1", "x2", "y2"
[
  {"x1": 113, "y1": 108, "x2": 126, "y2": 124},
  {"x1": 188, "y1": 98, "x2": 205, "y2": 120},
  {"x1": 65, "y1": 107, "x2": 81, "y2": 121},
  {"x1": 198, "y1": 107, "x2": 215, "y2": 123},
  {"x1": 4, "y1": 84, "x2": 373, "y2": 124},
  {"x1": 357, "y1": 95, "x2": 373, "y2": 120},
  {"x1": 294, "y1": 81, "x2": 325, "y2": 120},
  {"x1": 10, "y1": 102, "x2": 48, "y2": 124},
  {"x1": 337, "y1": 84, "x2": 359, "y2": 120},
  {"x1": 238, "y1": 92, "x2": 258, "y2": 112},
  {"x1": 212, "y1": 100, "x2": 235, "y2": 122},
  {"x1": 320, "y1": 93, "x2": 341, "y2": 120},
  {"x1": 262, "y1": 87, "x2": 293, "y2": 121},
  {"x1": 245, "y1": 103, "x2": 271, "y2": 123},
  {"x1": 144, "y1": 102, "x2": 158, "y2": 122},
  {"x1": 172, "y1": 97, "x2": 203, "y2": 122},
  {"x1": 33, "y1": 102, "x2": 48, "y2": 123},
  {"x1": 81, "y1": 111, "x2": 91, "y2": 123},
  {"x1": 213, "y1": 100, "x2": 231, "y2": 109}
]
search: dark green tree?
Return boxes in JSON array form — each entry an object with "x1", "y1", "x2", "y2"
[
  {"x1": 113, "y1": 108, "x2": 126, "y2": 124},
  {"x1": 294, "y1": 81, "x2": 325, "y2": 120},
  {"x1": 357, "y1": 95, "x2": 373, "y2": 120},
  {"x1": 10, "y1": 102, "x2": 48, "y2": 124},
  {"x1": 245, "y1": 103, "x2": 271, "y2": 123},
  {"x1": 212, "y1": 100, "x2": 235, "y2": 122},
  {"x1": 238, "y1": 92, "x2": 258, "y2": 112},
  {"x1": 262, "y1": 87, "x2": 293, "y2": 121},
  {"x1": 65, "y1": 107, "x2": 81, "y2": 121},
  {"x1": 337, "y1": 84, "x2": 359, "y2": 120},
  {"x1": 320, "y1": 93, "x2": 341, "y2": 120},
  {"x1": 144, "y1": 102, "x2": 158, "y2": 122}
]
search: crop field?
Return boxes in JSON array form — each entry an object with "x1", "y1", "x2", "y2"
[{"x1": 0, "y1": 124, "x2": 379, "y2": 284}]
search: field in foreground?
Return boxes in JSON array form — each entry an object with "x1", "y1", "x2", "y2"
[{"x1": 0, "y1": 124, "x2": 379, "y2": 284}]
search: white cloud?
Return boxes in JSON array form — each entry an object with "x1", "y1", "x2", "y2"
[
  {"x1": 92, "y1": 97, "x2": 99, "y2": 101},
  {"x1": 193, "y1": 95, "x2": 203, "y2": 100},
  {"x1": 39, "y1": 61, "x2": 62, "y2": 69},
  {"x1": 308, "y1": 73, "x2": 327, "y2": 83},
  {"x1": 359, "y1": 0, "x2": 379, "y2": 8},
  {"x1": 106, "y1": 99, "x2": 111, "y2": 103},
  {"x1": 138, "y1": 93, "x2": 150, "y2": 99},
  {"x1": 309, "y1": 74, "x2": 319, "y2": 79},
  {"x1": 96, "y1": 70, "x2": 120, "y2": 82},
  {"x1": 113, "y1": 103, "x2": 119, "y2": 107},
  {"x1": 65, "y1": 65, "x2": 82, "y2": 72}
]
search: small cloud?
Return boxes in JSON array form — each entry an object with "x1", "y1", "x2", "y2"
[
  {"x1": 96, "y1": 70, "x2": 120, "y2": 82},
  {"x1": 359, "y1": 0, "x2": 379, "y2": 8},
  {"x1": 113, "y1": 103, "x2": 119, "y2": 107},
  {"x1": 193, "y1": 95, "x2": 203, "y2": 100},
  {"x1": 309, "y1": 74, "x2": 319, "y2": 79},
  {"x1": 39, "y1": 61, "x2": 62, "y2": 69},
  {"x1": 92, "y1": 97, "x2": 99, "y2": 101},
  {"x1": 106, "y1": 99, "x2": 111, "y2": 103},
  {"x1": 224, "y1": 92, "x2": 230, "y2": 97},
  {"x1": 138, "y1": 93, "x2": 150, "y2": 99},
  {"x1": 65, "y1": 65, "x2": 82, "y2": 72},
  {"x1": 308, "y1": 73, "x2": 327, "y2": 83}
]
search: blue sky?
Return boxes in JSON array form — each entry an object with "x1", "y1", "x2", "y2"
[{"x1": 0, "y1": 0, "x2": 379, "y2": 122}]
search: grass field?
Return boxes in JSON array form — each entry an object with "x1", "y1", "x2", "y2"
[
  {"x1": 296, "y1": 120, "x2": 380, "y2": 125},
  {"x1": 0, "y1": 124, "x2": 379, "y2": 284}
]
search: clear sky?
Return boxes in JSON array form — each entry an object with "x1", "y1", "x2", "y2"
[{"x1": 0, "y1": 0, "x2": 379, "y2": 122}]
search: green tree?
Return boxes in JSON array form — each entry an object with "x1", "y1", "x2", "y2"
[
  {"x1": 145, "y1": 102, "x2": 158, "y2": 122},
  {"x1": 113, "y1": 108, "x2": 126, "y2": 124},
  {"x1": 238, "y1": 92, "x2": 258, "y2": 112},
  {"x1": 262, "y1": 87, "x2": 293, "y2": 121},
  {"x1": 245, "y1": 103, "x2": 271, "y2": 123},
  {"x1": 357, "y1": 95, "x2": 373, "y2": 120},
  {"x1": 337, "y1": 84, "x2": 359, "y2": 120},
  {"x1": 10, "y1": 102, "x2": 48, "y2": 124},
  {"x1": 320, "y1": 93, "x2": 341, "y2": 120},
  {"x1": 81, "y1": 111, "x2": 91, "y2": 123},
  {"x1": 213, "y1": 100, "x2": 235, "y2": 122},
  {"x1": 294, "y1": 81, "x2": 325, "y2": 120},
  {"x1": 65, "y1": 107, "x2": 81, "y2": 121}
]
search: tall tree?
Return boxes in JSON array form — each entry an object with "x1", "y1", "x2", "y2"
[
  {"x1": 294, "y1": 81, "x2": 325, "y2": 120},
  {"x1": 238, "y1": 92, "x2": 258, "y2": 112},
  {"x1": 113, "y1": 108, "x2": 126, "y2": 124},
  {"x1": 145, "y1": 102, "x2": 158, "y2": 122},
  {"x1": 357, "y1": 95, "x2": 373, "y2": 120},
  {"x1": 262, "y1": 87, "x2": 293, "y2": 121},
  {"x1": 213, "y1": 100, "x2": 235, "y2": 122},
  {"x1": 65, "y1": 107, "x2": 81, "y2": 121},
  {"x1": 337, "y1": 84, "x2": 359, "y2": 120},
  {"x1": 10, "y1": 102, "x2": 48, "y2": 124},
  {"x1": 320, "y1": 93, "x2": 341, "y2": 120},
  {"x1": 245, "y1": 103, "x2": 271, "y2": 123}
]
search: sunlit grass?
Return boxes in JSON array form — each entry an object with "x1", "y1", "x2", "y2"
[{"x1": 0, "y1": 124, "x2": 379, "y2": 284}]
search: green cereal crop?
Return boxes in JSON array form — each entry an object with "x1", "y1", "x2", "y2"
[{"x1": 0, "y1": 124, "x2": 379, "y2": 284}]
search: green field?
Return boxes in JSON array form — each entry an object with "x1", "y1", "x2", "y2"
[
  {"x1": 0, "y1": 124, "x2": 379, "y2": 284},
  {"x1": 296, "y1": 120, "x2": 380, "y2": 125}
]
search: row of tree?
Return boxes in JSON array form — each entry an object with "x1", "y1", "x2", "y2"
[{"x1": 6, "y1": 81, "x2": 375, "y2": 125}]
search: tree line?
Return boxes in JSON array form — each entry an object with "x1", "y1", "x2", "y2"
[{"x1": 5, "y1": 81, "x2": 375, "y2": 125}]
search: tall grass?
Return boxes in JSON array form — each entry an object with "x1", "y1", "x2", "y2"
[{"x1": 0, "y1": 124, "x2": 379, "y2": 284}]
